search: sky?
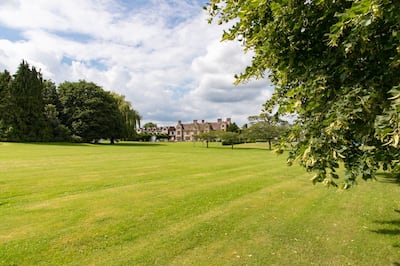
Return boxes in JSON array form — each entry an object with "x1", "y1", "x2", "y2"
[{"x1": 0, "y1": 0, "x2": 273, "y2": 126}]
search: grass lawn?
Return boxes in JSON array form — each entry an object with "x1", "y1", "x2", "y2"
[{"x1": 0, "y1": 141, "x2": 399, "y2": 265}]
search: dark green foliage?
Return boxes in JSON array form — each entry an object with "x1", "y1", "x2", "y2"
[
  {"x1": 243, "y1": 113, "x2": 289, "y2": 150},
  {"x1": 219, "y1": 131, "x2": 242, "y2": 149},
  {"x1": 42, "y1": 80, "x2": 70, "y2": 141},
  {"x1": 0, "y1": 70, "x2": 12, "y2": 140},
  {"x1": 7, "y1": 61, "x2": 50, "y2": 141},
  {"x1": 111, "y1": 92, "x2": 141, "y2": 140},
  {"x1": 0, "y1": 67, "x2": 70, "y2": 142},
  {"x1": 134, "y1": 133, "x2": 153, "y2": 142},
  {"x1": 226, "y1": 122, "x2": 240, "y2": 133},
  {"x1": 143, "y1": 122, "x2": 157, "y2": 129},
  {"x1": 156, "y1": 133, "x2": 169, "y2": 140},
  {"x1": 194, "y1": 131, "x2": 219, "y2": 148},
  {"x1": 207, "y1": 0, "x2": 400, "y2": 186},
  {"x1": 58, "y1": 81, "x2": 125, "y2": 143}
]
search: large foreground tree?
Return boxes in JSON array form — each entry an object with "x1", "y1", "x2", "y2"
[{"x1": 207, "y1": 0, "x2": 400, "y2": 187}]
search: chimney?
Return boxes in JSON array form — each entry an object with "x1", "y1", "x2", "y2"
[
  {"x1": 217, "y1": 118, "x2": 222, "y2": 123},
  {"x1": 226, "y1": 118, "x2": 231, "y2": 123},
  {"x1": 201, "y1": 120, "x2": 205, "y2": 123},
  {"x1": 193, "y1": 120, "x2": 198, "y2": 124}
]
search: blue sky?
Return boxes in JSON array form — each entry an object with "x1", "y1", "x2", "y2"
[{"x1": 0, "y1": 0, "x2": 273, "y2": 126}]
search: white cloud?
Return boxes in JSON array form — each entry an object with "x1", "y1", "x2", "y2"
[
  {"x1": 0, "y1": 0, "x2": 273, "y2": 127},
  {"x1": 187, "y1": 40, "x2": 273, "y2": 124}
]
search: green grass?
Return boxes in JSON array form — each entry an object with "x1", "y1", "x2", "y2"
[{"x1": 0, "y1": 141, "x2": 399, "y2": 265}]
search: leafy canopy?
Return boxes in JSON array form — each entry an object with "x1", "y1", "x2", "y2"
[
  {"x1": 207, "y1": 0, "x2": 400, "y2": 187},
  {"x1": 244, "y1": 113, "x2": 289, "y2": 150},
  {"x1": 1, "y1": 61, "x2": 50, "y2": 141},
  {"x1": 58, "y1": 81, "x2": 125, "y2": 143}
]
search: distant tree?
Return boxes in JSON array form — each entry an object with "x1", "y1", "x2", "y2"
[
  {"x1": 43, "y1": 103, "x2": 71, "y2": 141},
  {"x1": 0, "y1": 70, "x2": 12, "y2": 140},
  {"x1": 8, "y1": 61, "x2": 50, "y2": 141},
  {"x1": 58, "y1": 80, "x2": 124, "y2": 144},
  {"x1": 111, "y1": 92, "x2": 141, "y2": 140},
  {"x1": 219, "y1": 131, "x2": 241, "y2": 149},
  {"x1": 244, "y1": 113, "x2": 289, "y2": 150},
  {"x1": 42, "y1": 80, "x2": 61, "y2": 107},
  {"x1": 227, "y1": 122, "x2": 240, "y2": 133},
  {"x1": 42, "y1": 80, "x2": 70, "y2": 141},
  {"x1": 157, "y1": 133, "x2": 169, "y2": 141},
  {"x1": 195, "y1": 131, "x2": 218, "y2": 148},
  {"x1": 135, "y1": 133, "x2": 152, "y2": 142},
  {"x1": 244, "y1": 122, "x2": 278, "y2": 150},
  {"x1": 143, "y1": 122, "x2": 157, "y2": 129},
  {"x1": 0, "y1": 70, "x2": 12, "y2": 137},
  {"x1": 0, "y1": 70, "x2": 11, "y2": 107}
]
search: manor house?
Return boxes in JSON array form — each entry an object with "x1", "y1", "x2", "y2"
[
  {"x1": 176, "y1": 118, "x2": 231, "y2": 141},
  {"x1": 136, "y1": 126, "x2": 176, "y2": 141}
]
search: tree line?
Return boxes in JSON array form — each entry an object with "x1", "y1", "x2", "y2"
[{"x1": 0, "y1": 61, "x2": 140, "y2": 143}]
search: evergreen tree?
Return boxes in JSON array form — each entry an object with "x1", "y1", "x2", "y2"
[
  {"x1": 0, "y1": 70, "x2": 12, "y2": 140},
  {"x1": 42, "y1": 80, "x2": 70, "y2": 141},
  {"x1": 8, "y1": 61, "x2": 49, "y2": 141}
]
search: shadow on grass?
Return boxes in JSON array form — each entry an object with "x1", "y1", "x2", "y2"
[
  {"x1": 18, "y1": 142, "x2": 91, "y2": 147},
  {"x1": 376, "y1": 172, "x2": 400, "y2": 186},
  {"x1": 18, "y1": 141, "x2": 166, "y2": 147},
  {"x1": 193, "y1": 143, "x2": 275, "y2": 151},
  {"x1": 100, "y1": 142, "x2": 166, "y2": 147},
  {"x1": 370, "y1": 209, "x2": 400, "y2": 265}
]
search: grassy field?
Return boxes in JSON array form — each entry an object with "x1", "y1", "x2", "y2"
[{"x1": 0, "y1": 141, "x2": 399, "y2": 265}]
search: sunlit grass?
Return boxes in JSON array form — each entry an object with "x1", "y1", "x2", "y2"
[{"x1": 0, "y1": 142, "x2": 399, "y2": 265}]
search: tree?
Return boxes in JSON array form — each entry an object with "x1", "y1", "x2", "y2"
[
  {"x1": 0, "y1": 70, "x2": 12, "y2": 140},
  {"x1": 7, "y1": 61, "x2": 50, "y2": 141},
  {"x1": 227, "y1": 122, "x2": 240, "y2": 133},
  {"x1": 244, "y1": 113, "x2": 289, "y2": 150},
  {"x1": 42, "y1": 80, "x2": 70, "y2": 141},
  {"x1": 195, "y1": 131, "x2": 219, "y2": 148},
  {"x1": 42, "y1": 80, "x2": 61, "y2": 108},
  {"x1": 58, "y1": 81, "x2": 124, "y2": 143},
  {"x1": 207, "y1": 0, "x2": 400, "y2": 187},
  {"x1": 219, "y1": 131, "x2": 241, "y2": 149},
  {"x1": 111, "y1": 92, "x2": 141, "y2": 140},
  {"x1": 0, "y1": 61, "x2": 140, "y2": 143},
  {"x1": 143, "y1": 122, "x2": 157, "y2": 129}
]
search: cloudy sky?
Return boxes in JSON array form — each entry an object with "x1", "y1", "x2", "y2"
[{"x1": 0, "y1": 0, "x2": 273, "y2": 126}]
